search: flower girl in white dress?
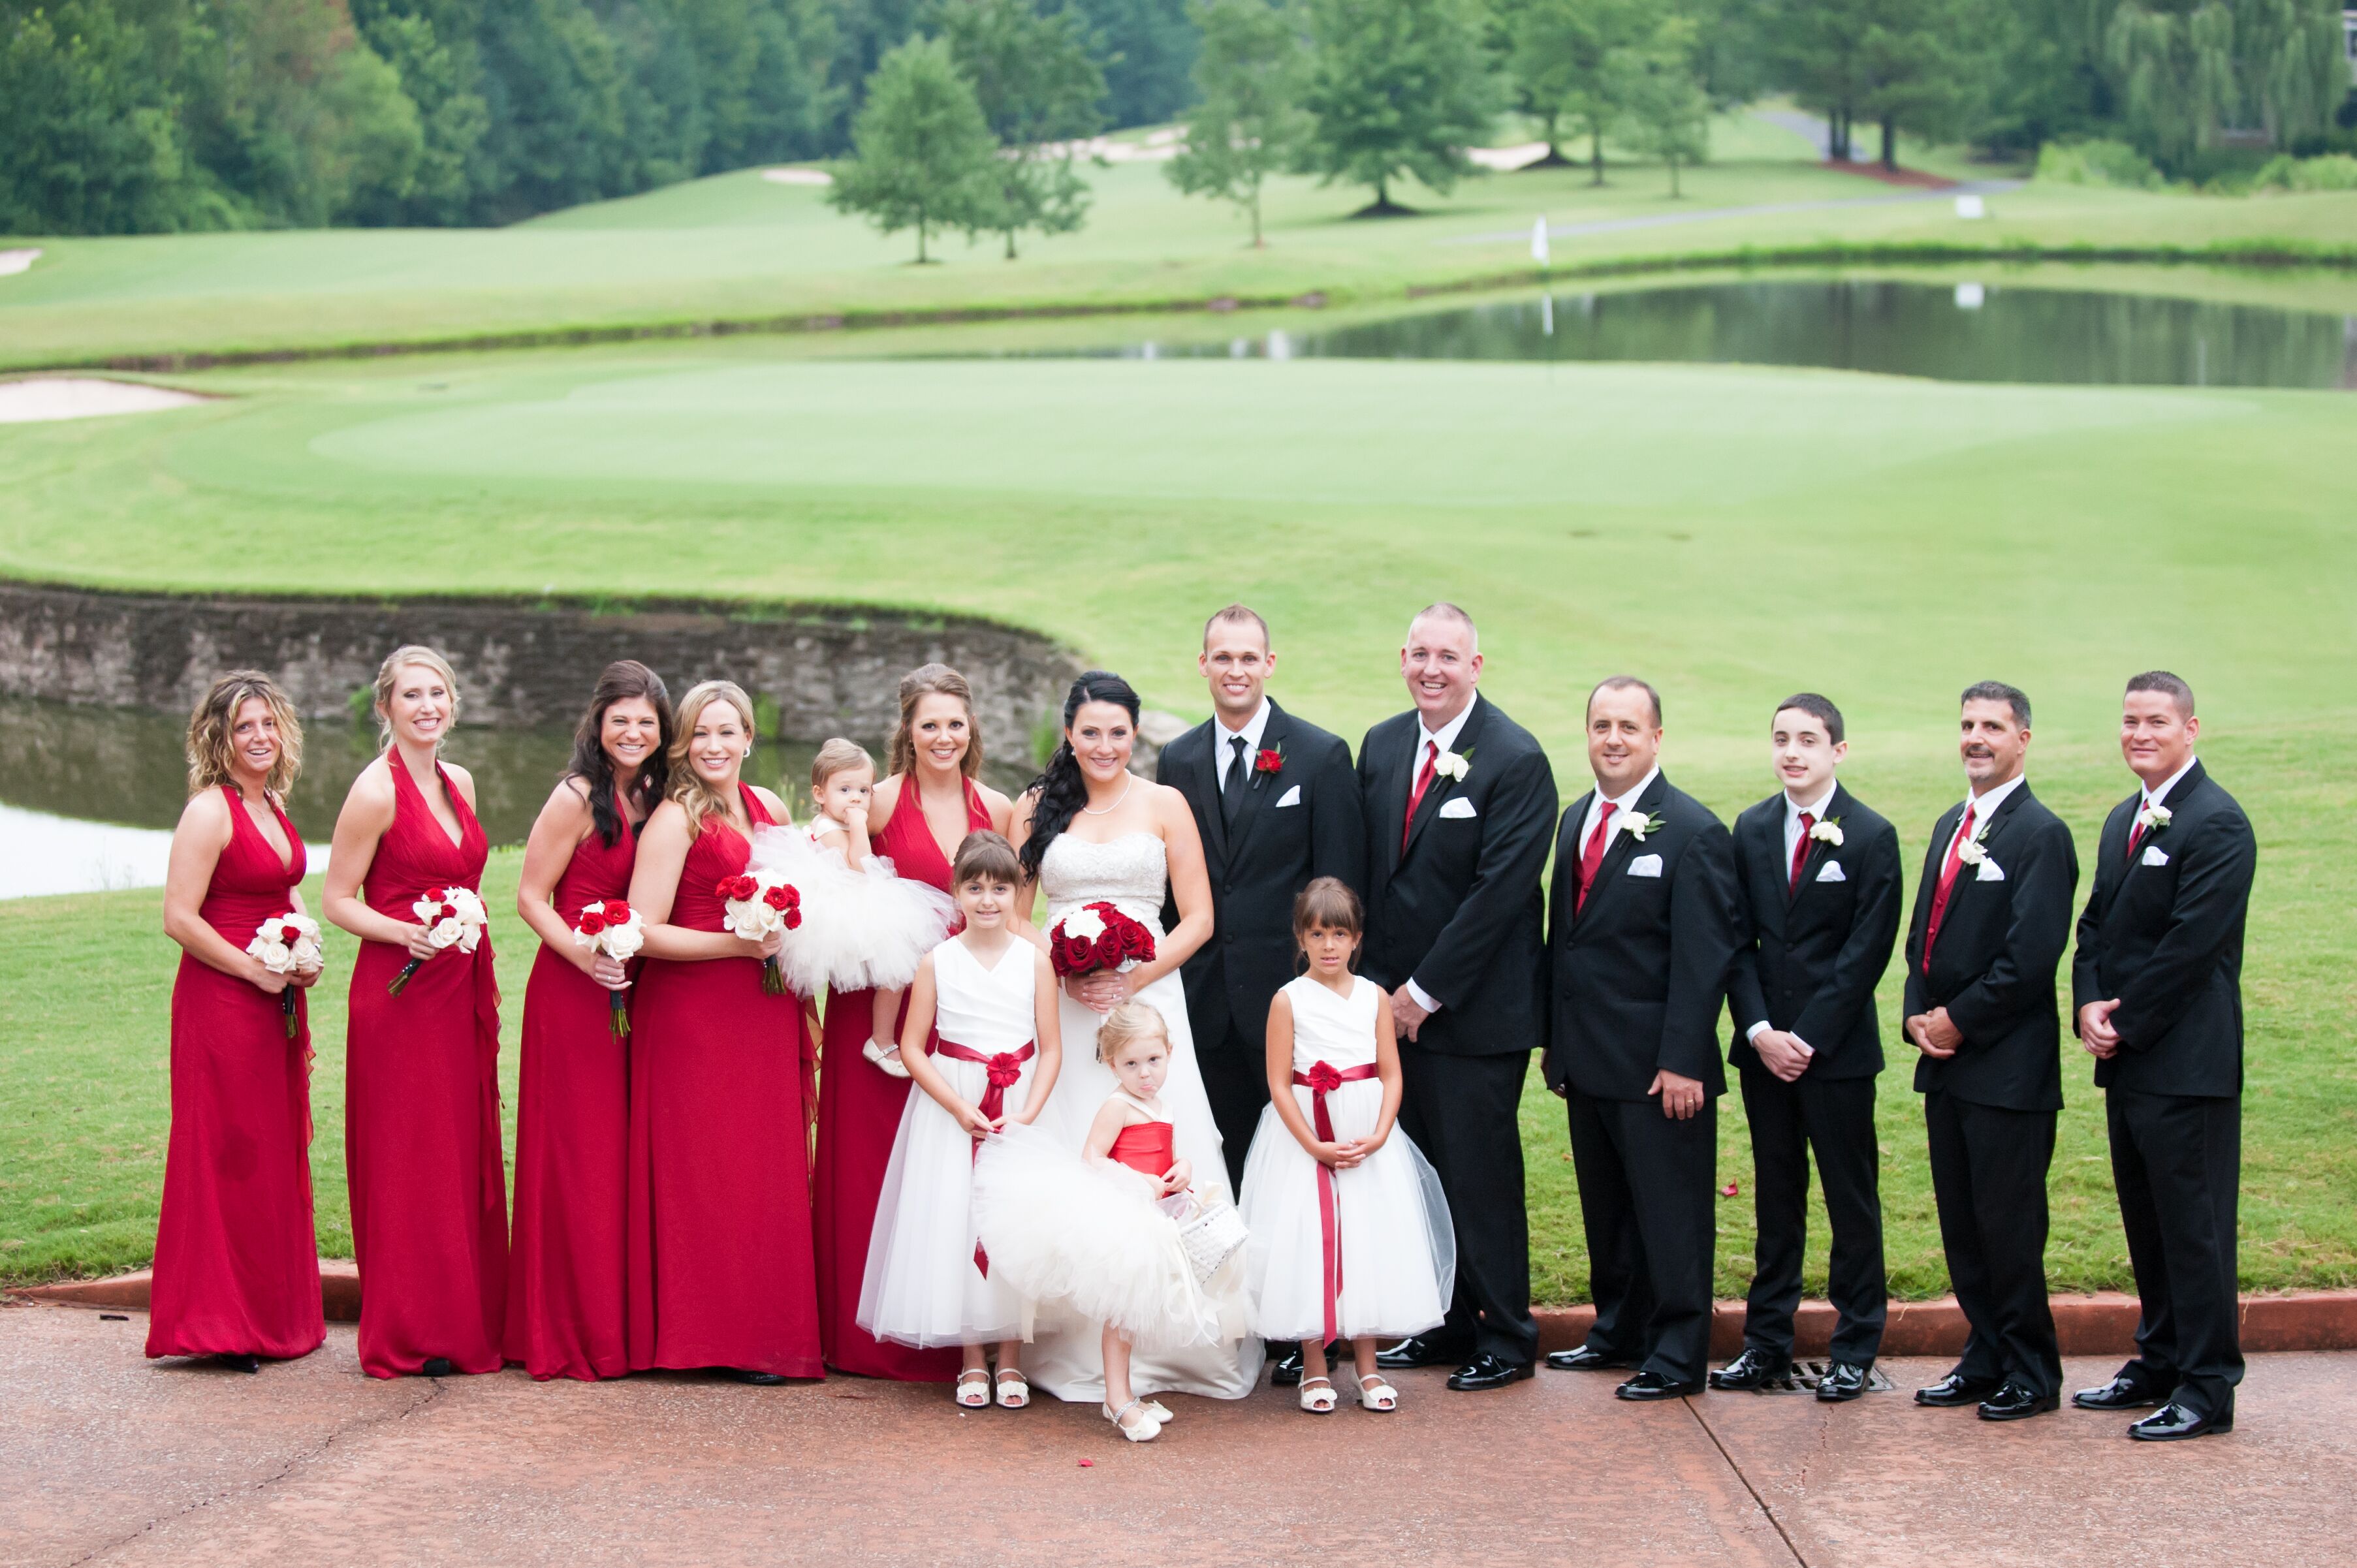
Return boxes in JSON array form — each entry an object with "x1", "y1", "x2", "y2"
[
  {"x1": 1239, "y1": 878, "x2": 1455, "y2": 1413},
  {"x1": 857, "y1": 832, "x2": 1062, "y2": 1409}
]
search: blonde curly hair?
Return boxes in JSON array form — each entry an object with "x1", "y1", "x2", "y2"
[{"x1": 186, "y1": 670, "x2": 303, "y2": 797}]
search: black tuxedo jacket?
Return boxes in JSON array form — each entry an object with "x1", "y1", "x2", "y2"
[
  {"x1": 1157, "y1": 700, "x2": 1367, "y2": 1054},
  {"x1": 1903, "y1": 781, "x2": 2079, "y2": 1113},
  {"x1": 1545, "y1": 771, "x2": 1743, "y2": 1099},
  {"x1": 1357, "y1": 693, "x2": 1557, "y2": 1059},
  {"x1": 1725, "y1": 783, "x2": 1903, "y2": 1080},
  {"x1": 2071, "y1": 760, "x2": 2255, "y2": 1099}
]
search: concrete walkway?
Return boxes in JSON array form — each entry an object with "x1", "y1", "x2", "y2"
[{"x1": 6, "y1": 1302, "x2": 2351, "y2": 1567}]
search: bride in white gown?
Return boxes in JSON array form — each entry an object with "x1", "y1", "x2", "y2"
[{"x1": 1009, "y1": 672, "x2": 1265, "y2": 1403}]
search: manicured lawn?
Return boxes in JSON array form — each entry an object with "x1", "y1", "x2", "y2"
[
  {"x1": 3, "y1": 330, "x2": 2352, "y2": 1300},
  {"x1": 1, "y1": 108, "x2": 2351, "y2": 368}
]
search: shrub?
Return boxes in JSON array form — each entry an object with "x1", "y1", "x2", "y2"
[
  {"x1": 2254, "y1": 153, "x2": 2357, "y2": 193},
  {"x1": 2034, "y1": 138, "x2": 2164, "y2": 190}
]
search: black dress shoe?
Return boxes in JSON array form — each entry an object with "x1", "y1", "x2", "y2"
[
  {"x1": 1378, "y1": 1334, "x2": 1472, "y2": 1371},
  {"x1": 1271, "y1": 1349, "x2": 1305, "y2": 1387},
  {"x1": 214, "y1": 1353, "x2": 262, "y2": 1374},
  {"x1": 420, "y1": 1357, "x2": 456, "y2": 1378},
  {"x1": 1617, "y1": 1369, "x2": 1705, "y2": 1401},
  {"x1": 2129, "y1": 1400, "x2": 2232, "y2": 1441},
  {"x1": 2073, "y1": 1368, "x2": 2176, "y2": 1411},
  {"x1": 1976, "y1": 1379, "x2": 2061, "y2": 1420},
  {"x1": 1446, "y1": 1353, "x2": 1535, "y2": 1392},
  {"x1": 1545, "y1": 1342, "x2": 1634, "y2": 1373},
  {"x1": 723, "y1": 1368, "x2": 791, "y2": 1385},
  {"x1": 1707, "y1": 1347, "x2": 1791, "y2": 1391},
  {"x1": 1814, "y1": 1361, "x2": 1871, "y2": 1402},
  {"x1": 1914, "y1": 1370, "x2": 2002, "y2": 1407}
]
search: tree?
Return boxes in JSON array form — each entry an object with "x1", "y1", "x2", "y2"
[
  {"x1": 1164, "y1": 0, "x2": 1309, "y2": 245},
  {"x1": 1299, "y1": 0, "x2": 1496, "y2": 213},
  {"x1": 1496, "y1": 0, "x2": 1641, "y2": 178},
  {"x1": 933, "y1": 0, "x2": 1106, "y2": 258},
  {"x1": 1760, "y1": 0, "x2": 1873, "y2": 160},
  {"x1": 1856, "y1": 0, "x2": 1982, "y2": 168},
  {"x1": 829, "y1": 35, "x2": 1000, "y2": 262},
  {"x1": 1066, "y1": 0, "x2": 1202, "y2": 127},
  {"x1": 2105, "y1": 0, "x2": 2345, "y2": 171},
  {"x1": 1611, "y1": 14, "x2": 1710, "y2": 194}
]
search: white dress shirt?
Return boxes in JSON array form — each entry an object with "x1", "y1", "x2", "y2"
[
  {"x1": 2138, "y1": 755, "x2": 2197, "y2": 819},
  {"x1": 1575, "y1": 764, "x2": 1661, "y2": 862},
  {"x1": 1747, "y1": 781, "x2": 1839, "y2": 1048},
  {"x1": 1400, "y1": 699, "x2": 1479, "y2": 1015},
  {"x1": 1940, "y1": 771, "x2": 2027, "y2": 865},
  {"x1": 1212, "y1": 697, "x2": 1274, "y2": 792}
]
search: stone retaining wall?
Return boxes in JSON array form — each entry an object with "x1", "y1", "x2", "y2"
[{"x1": 0, "y1": 581, "x2": 1084, "y2": 748}]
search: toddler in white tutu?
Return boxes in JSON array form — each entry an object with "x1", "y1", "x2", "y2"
[
  {"x1": 1239, "y1": 877, "x2": 1455, "y2": 1413},
  {"x1": 974, "y1": 1003, "x2": 1252, "y2": 1443},
  {"x1": 857, "y1": 832, "x2": 1062, "y2": 1408},
  {"x1": 752, "y1": 739, "x2": 957, "y2": 1076}
]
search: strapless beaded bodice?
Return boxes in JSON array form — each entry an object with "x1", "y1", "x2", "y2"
[{"x1": 1039, "y1": 832, "x2": 1169, "y2": 933}]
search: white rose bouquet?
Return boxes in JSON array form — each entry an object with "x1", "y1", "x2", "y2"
[
  {"x1": 390, "y1": 885, "x2": 489, "y2": 996},
  {"x1": 570, "y1": 898, "x2": 646, "y2": 1036},
  {"x1": 716, "y1": 868, "x2": 802, "y2": 996},
  {"x1": 247, "y1": 911, "x2": 324, "y2": 1037}
]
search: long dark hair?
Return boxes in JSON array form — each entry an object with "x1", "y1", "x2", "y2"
[
  {"x1": 1019, "y1": 670, "x2": 1141, "y2": 879},
  {"x1": 565, "y1": 660, "x2": 674, "y2": 847}
]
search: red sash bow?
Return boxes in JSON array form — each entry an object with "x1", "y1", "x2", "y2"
[
  {"x1": 1294, "y1": 1059, "x2": 1380, "y2": 1344},
  {"x1": 934, "y1": 1038, "x2": 1036, "y2": 1276}
]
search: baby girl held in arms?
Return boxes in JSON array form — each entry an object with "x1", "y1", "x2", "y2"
[
  {"x1": 856, "y1": 832, "x2": 1061, "y2": 1409},
  {"x1": 1239, "y1": 877, "x2": 1455, "y2": 1413},
  {"x1": 975, "y1": 1003, "x2": 1253, "y2": 1444}
]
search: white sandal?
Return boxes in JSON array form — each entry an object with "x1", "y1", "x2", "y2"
[
  {"x1": 1143, "y1": 1399, "x2": 1173, "y2": 1422},
  {"x1": 995, "y1": 1369, "x2": 1030, "y2": 1409},
  {"x1": 1299, "y1": 1376, "x2": 1339, "y2": 1413},
  {"x1": 864, "y1": 1039, "x2": 911, "y2": 1079},
  {"x1": 1103, "y1": 1398, "x2": 1162, "y2": 1442},
  {"x1": 1357, "y1": 1373, "x2": 1399, "y2": 1412},
  {"x1": 955, "y1": 1369, "x2": 992, "y2": 1408}
]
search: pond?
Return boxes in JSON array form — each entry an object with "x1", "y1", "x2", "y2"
[{"x1": 1073, "y1": 279, "x2": 2357, "y2": 390}]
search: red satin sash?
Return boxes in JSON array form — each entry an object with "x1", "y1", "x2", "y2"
[
  {"x1": 933, "y1": 1037, "x2": 1034, "y2": 1276},
  {"x1": 1294, "y1": 1059, "x2": 1380, "y2": 1344}
]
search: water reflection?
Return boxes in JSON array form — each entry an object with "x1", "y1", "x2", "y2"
[{"x1": 1073, "y1": 280, "x2": 2357, "y2": 390}]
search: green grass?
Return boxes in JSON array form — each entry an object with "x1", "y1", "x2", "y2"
[
  {"x1": 3, "y1": 323, "x2": 2353, "y2": 1300},
  {"x1": 2, "y1": 108, "x2": 2351, "y2": 369}
]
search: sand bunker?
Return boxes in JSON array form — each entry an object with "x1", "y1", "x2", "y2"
[
  {"x1": 0, "y1": 248, "x2": 40, "y2": 277},
  {"x1": 0, "y1": 377, "x2": 207, "y2": 424},
  {"x1": 762, "y1": 167, "x2": 834, "y2": 186}
]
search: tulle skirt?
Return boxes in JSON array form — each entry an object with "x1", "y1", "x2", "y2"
[
  {"x1": 1237, "y1": 1081, "x2": 1456, "y2": 1344},
  {"x1": 855, "y1": 1054, "x2": 1036, "y2": 1349},
  {"x1": 751, "y1": 826, "x2": 957, "y2": 997},
  {"x1": 973, "y1": 1122, "x2": 1248, "y2": 1356}
]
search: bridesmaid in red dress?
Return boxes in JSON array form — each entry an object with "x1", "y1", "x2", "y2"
[
  {"x1": 150, "y1": 671, "x2": 326, "y2": 1372},
  {"x1": 814, "y1": 664, "x2": 1013, "y2": 1378},
  {"x1": 625, "y1": 680, "x2": 822, "y2": 1382},
  {"x1": 503, "y1": 661, "x2": 673, "y2": 1381},
  {"x1": 325, "y1": 646, "x2": 506, "y2": 1379}
]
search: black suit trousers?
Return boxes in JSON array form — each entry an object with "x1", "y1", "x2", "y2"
[
  {"x1": 1397, "y1": 1043, "x2": 1537, "y2": 1364},
  {"x1": 1923, "y1": 1090, "x2": 2061, "y2": 1395},
  {"x1": 1737, "y1": 1064, "x2": 1888, "y2": 1364},
  {"x1": 2108, "y1": 1086, "x2": 2242, "y2": 1417},
  {"x1": 1200, "y1": 1018, "x2": 1273, "y2": 1198},
  {"x1": 1566, "y1": 1088, "x2": 1716, "y2": 1386}
]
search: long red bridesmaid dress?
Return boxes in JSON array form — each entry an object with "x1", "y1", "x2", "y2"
[
  {"x1": 344, "y1": 758, "x2": 506, "y2": 1379},
  {"x1": 147, "y1": 789, "x2": 325, "y2": 1363},
  {"x1": 503, "y1": 792, "x2": 636, "y2": 1380},
  {"x1": 812, "y1": 779, "x2": 989, "y2": 1379},
  {"x1": 626, "y1": 784, "x2": 823, "y2": 1377}
]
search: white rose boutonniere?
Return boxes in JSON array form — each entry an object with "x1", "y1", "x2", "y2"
[
  {"x1": 2136, "y1": 802, "x2": 2172, "y2": 834},
  {"x1": 1432, "y1": 747, "x2": 1472, "y2": 782},
  {"x1": 1809, "y1": 816, "x2": 1844, "y2": 847},
  {"x1": 1624, "y1": 811, "x2": 1669, "y2": 843},
  {"x1": 1955, "y1": 821, "x2": 1993, "y2": 867}
]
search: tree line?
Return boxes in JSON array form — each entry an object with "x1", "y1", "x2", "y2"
[{"x1": 5, "y1": 0, "x2": 2351, "y2": 236}]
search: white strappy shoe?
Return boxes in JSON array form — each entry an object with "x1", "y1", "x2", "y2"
[
  {"x1": 863, "y1": 1039, "x2": 911, "y2": 1079},
  {"x1": 1299, "y1": 1376, "x2": 1339, "y2": 1413},
  {"x1": 955, "y1": 1369, "x2": 992, "y2": 1408},
  {"x1": 995, "y1": 1369, "x2": 1030, "y2": 1409},
  {"x1": 1356, "y1": 1373, "x2": 1399, "y2": 1412},
  {"x1": 1103, "y1": 1398, "x2": 1162, "y2": 1442}
]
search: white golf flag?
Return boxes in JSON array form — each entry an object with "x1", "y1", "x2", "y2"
[{"x1": 1531, "y1": 217, "x2": 1549, "y2": 265}]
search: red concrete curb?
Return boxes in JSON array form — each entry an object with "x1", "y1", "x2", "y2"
[{"x1": 12, "y1": 1266, "x2": 2356, "y2": 1356}]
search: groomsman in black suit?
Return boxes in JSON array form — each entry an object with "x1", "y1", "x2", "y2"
[
  {"x1": 2070, "y1": 672, "x2": 2256, "y2": 1441},
  {"x1": 1544, "y1": 677, "x2": 1743, "y2": 1400},
  {"x1": 1903, "y1": 681, "x2": 2079, "y2": 1421},
  {"x1": 1357, "y1": 604, "x2": 1558, "y2": 1391},
  {"x1": 1710, "y1": 695, "x2": 1902, "y2": 1403}
]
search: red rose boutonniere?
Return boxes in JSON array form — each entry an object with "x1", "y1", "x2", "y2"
[{"x1": 1254, "y1": 744, "x2": 1284, "y2": 778}]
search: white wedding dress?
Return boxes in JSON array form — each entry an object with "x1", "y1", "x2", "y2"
[{"x1": 1020, "y1": 830, "x2": 1266, "y2": 1403}]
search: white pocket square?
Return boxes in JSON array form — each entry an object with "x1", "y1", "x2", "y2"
[
  {"x1": 1974, "y1": 858, "x2": 2006, "y2": 883},
  {"x1": 2142, "y1": 844, "x2": 2169, "y2": 867},
  {"x1": 1437, "y1": 796, "x2": 1478, "y2": 820},
  {"x1": 1627, "y1": 853, "x2": 1664, "y2": 878},
  {"x1": 1273, "y1": 785, "x2": 1301, "y2": 808},
  {"x1": 1814, "y1": 860, "x2": 1846, "y2": 883}
]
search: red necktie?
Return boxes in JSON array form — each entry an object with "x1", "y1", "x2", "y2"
[
  {"x1": 1790, "y1": 811, "x2": 1816, "y2": 894},
  {"x1": 1922, "y1": 804, "x2": 1976, "y2": 971},
  {"x1": 1575, "y1": 801, "x2": 1619, "y2": 913},
  {"x1": 2125, "y1": 802, "x2": 2150, "y2": 863},
  {"x1": 1401, "y1": 739, "x2": 1438, "y2": 855}
]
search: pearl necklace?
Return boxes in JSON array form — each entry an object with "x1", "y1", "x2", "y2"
[{"x1": 1080, "y1": 776, "x2": 1133, "y2": 815}]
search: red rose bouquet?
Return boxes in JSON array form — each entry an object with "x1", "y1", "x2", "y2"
[
  {"x1": 570, "y1": 898, "x2": 645, "y2": 1036},
  {"x1": 718, "y1": 868, "x2": 802, "y2": 996},
  {"x1": 1047, "y1": 900, "x2": 1157, "y2": 979}
]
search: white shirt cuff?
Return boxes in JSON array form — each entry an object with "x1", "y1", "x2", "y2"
[
  {"x1": 1746, "y1": 1020, "x2": 1771, "y2": 1043},
  {"x1": 1404, "y1": 978, "x2": 1441, "y2": 1014},
  {"x1": 1790, "y1": 1034, "x2": 1813, "y2": 1056}
]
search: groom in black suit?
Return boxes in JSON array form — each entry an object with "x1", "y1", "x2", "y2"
[
  {"x1": 1711, "y1": 694, "x2": 1902, "y2": 1403},
  {"x1": 1156, "y1": 604, "x2": 1367, "y2": 1194},
  {"x1": 1543, "y1": 677, "x2": 1743, "y2": 1400},
  {"x1": 2070, "y1": 672, "x2": 2256, "y2": 1441},
  {"x1": 1903, "y1": 680, "x2": 2079, "y2": 1422},
  {"x1": 1357, "y1": 604, "x2": 1558, "y2": 1391}
]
